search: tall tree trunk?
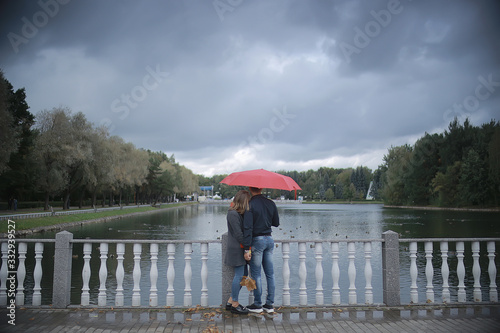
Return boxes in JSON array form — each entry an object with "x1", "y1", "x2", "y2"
[
  {"x1": 92, "y1": 190, "x2": 97, "y2": 207},
  {"x1": 64, "y1": 189, "x2": 70, "y2": 210},
  {"x1": 78, "y1": 189, "x2": 84, "y2": 209},
  {"x1": 44, "y1": 192, "x2": 50, "y2": 211}
]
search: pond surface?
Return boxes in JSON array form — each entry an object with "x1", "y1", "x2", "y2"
[{"x1": 19, "y1": 203, "x2": 500, "y2": 306}]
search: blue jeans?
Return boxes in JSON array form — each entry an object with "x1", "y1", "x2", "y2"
[
  {"x1": 249, "y1": 236, "x2": 275, "y2": 306},
  {"x1": 231, "y1": 264, "x2": 248, "y2": 302}
]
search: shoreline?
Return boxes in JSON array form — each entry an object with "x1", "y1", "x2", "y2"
[
  {"x1": 2, "y1": 203, "x2": 195, "y2": 238},
  {"x1": 384, "y1": 205, "x2": 500, "y2": 212}
]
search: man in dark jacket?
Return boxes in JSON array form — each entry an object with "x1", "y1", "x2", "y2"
[{"x1": 243, "y1": 187, "x2": 280, "y2": 313}]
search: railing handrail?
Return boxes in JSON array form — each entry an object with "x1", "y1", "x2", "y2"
[
  {"x1": 0, "y1": 239, "x2": 55, "y2": 243},
  {"x1": 70, "y1": 239, "x2": 221, "y2": 244},
  {"x1": 3, "y1": 237, "x2": 500, "y2": 244},
  {"x1": 275, "y1": 238, "x2": 385, "y2": 243},
  {"x1": 400, "y1": 237, "x2": 500, "y2": 242}
]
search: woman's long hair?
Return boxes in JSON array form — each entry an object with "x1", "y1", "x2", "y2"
[{"x1": 230, "y1": 190, "x2": 251, "y2": 214}]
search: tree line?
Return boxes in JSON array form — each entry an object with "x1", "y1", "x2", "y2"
[
  {"x1": 2, "y1": 69, "x2": 498, "y2": 209},
  {"x1": 200, "y1": 118, "x2": 500, "y2": 208},
  {"x1": 0, "y1": 71, "x2": 198, "y2": 210},
  {"x1": 199, "y1": 166, "x2": 374, "y2": 202},
  {"x1": 377, "y1": 118, "x2": 500, "y2": 207}
]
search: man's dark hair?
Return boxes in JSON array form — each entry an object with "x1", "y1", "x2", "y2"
[{"x1": 249, "y1": 187, "x2": 262, "y2": 193}]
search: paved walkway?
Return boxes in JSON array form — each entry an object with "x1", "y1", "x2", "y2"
[{"x1": 1, "y1": 305, "x2": 500, "y2": 332}]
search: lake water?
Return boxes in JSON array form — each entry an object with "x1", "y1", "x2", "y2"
[{"x1": 19, "y1": 203, "x2": 500, "y2": 306}]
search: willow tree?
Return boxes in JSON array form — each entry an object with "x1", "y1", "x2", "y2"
[
  {"x1": 109, "y1": 136, "x2": 148, "y2": 205},
  {"x1": 86, "y1": 127, "x2": 114, "y2": 207},
  {"x1": 34, "y1": 108, "x2": 74, "y2": 210}
]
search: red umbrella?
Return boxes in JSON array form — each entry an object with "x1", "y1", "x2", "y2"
[{"x1": 220, "y1": 169, "x2": 301, "y2": 191}]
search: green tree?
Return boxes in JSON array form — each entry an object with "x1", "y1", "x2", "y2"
[
  {"x1": 0, "y1": 70, "x2": 35, "y2": 202},
  {"x1": 370, "y1": 165, "x2": 386, "y2": 200},
  {"x1": 431, "y1": 161, "x2": 461, "y2": 207},
  {"x1": 406, "y1": 133, "x2": 442, "y2": 205},
  {"x1": 0, "y1": 70, "x2": 26, "y2": 175},
  {"x1": 86, "y1": 127, "x2": 114, "y2": 207},
  {"x1": 489, "y1": 127, "x2": 500, "y2": 205},
  {"x1": 344, "y1": 183, "x2": 356, "y2": 202},
  {"x1": 325, "y1": 188, "x2": 334, "y2": 201},
  {"x1": 34, "y1": 108, "x2": 74, "y2": 210},
  {"x1": 382, "y1": 145, "x2": 412, "y2": 205},
  {"x1": 459, "y1": 149, "x2": 489, "y2": 205},
  {"x1": 110, "y1": 137, "x2": 149, "y2": 205},
  {"x1": 439, "y1": 118, "x2": 477, "y2": 171}
]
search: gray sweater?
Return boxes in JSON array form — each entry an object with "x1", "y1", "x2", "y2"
[{"x1": 224, "y1": 209, "x2": 247, "y2": 267}]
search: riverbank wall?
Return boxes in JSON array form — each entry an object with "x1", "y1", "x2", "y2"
[{"x1": 2, "y1": 203, "x2": 196, "y2": 237}]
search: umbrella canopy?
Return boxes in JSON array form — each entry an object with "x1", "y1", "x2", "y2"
[{"x1": 220, "y1": 169, "x2": 301, "y2": 191}]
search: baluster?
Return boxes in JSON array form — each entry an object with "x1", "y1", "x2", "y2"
[
  {"x1": 487, "y1": 242, "x2": 498, "y2": 302},
  {"x1": 298, "y1": 242, "x2": 307, "y2": 305},
  {"x1": 132, "y1": 243, "x2": 142, "y2": 306},
  {"x1": 440, "y1": 242, "x2": 450, "y2": 303},
  {"x1": 0, "y1": 243, "x2": 7, "y2": 305},
  {"x1": 81, "y1": 243, "x2": 92, "y2": 306},
  {"x1": 200, "y1": 243, "x2": 209, "y2": 306},
  {"x1": 98, "y1": 243, "x2": 108, "y2": 306},
  {"x1": 282, "y1": 242, "x2": 290, "y2": 306},
  {"x1": 315, "y1": 242, "x2": 324, "y2": 305},
  {"x1": 409, "y1": 242, "x2": 418, "y2": 303},
  {"x1": 115, "y1": 243, "x2": 125, "y2": 306},
  {"x1": 184, "y1": 243, "x2": 192, "y2": 306},
  {"x1": 32, "y1": 242, "x2": 43, "y2": 306},
  {"x1": 456, "y1": 242, "x2": 466, "y2": 302},
  {"x1": 364, "y1": 242, "x2": 373, "y2": 304},
  {"x1": 471, "y1": 241, "x2": 481, "y2": 302},
  {"x1": 16, "y1": 242, "x2": 27, "y2": 305},
  {"x1": 347, "y1": 242, "x2": 357, "y2": 304},
  {"x1": 425, "y1": 241, "x2": 434, "y2": 303},
  {"x1": 331, "y1": 242, "x2": 340, "y2": 305},
  {"x1": 166, "y1": 243, "x2": 176, "y2": 306},
  {"x1": 149, "y1": 243, "x2": 159, "y2": 306}
]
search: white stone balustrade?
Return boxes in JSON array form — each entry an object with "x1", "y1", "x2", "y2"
[
  {"x1": 115, "y1": 243, "x2": 125, "y2": 306},
  {"x1": 0, "y1": 233, "x2": 498, "y2": 309},
  {"x1": 149, "y1": 243, "x2": 159, "y2": 306},
  {"x1": 440, "y1": 241, "x2": 450, "y2": 303},
  {"x1": 401, "y1": 239, "x2": 499, "y2": 305},
  {"x1": 331, "y1": 242, "x2": 341, "y2": 305}
]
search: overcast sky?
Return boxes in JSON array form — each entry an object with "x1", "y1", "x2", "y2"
[{"x1": 1, "y1": 0, "x2": 499, "y2": 176}]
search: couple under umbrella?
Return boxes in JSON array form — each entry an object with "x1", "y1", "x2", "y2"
[{"x1": 221, "y1": 169, "x2": 301, "y2": 314}]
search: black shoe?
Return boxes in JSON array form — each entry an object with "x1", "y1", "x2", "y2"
[
  {"x1": 225, "y1": 302, "x2": 232, "y2": 310},
  {"x1": 263, "y1": 304, "x2": 274, "y2": 313},
  {"x1": 231, "y1": 304, "x2": 249, "y2": 315},
  {"x1": 246, "y1": 303, "x2": 263, "y2": 313}
]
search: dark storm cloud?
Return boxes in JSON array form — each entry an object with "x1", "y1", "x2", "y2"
[{"x1": 1, "y1": 0, "x2": 498, "y2": 175}]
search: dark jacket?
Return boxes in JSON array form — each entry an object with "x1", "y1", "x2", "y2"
[
  {"x1": 224, "y1": 209, "x2": 247, "y2": 267},
  {"x1": 243, "y1": 194, "x2": 279, "y2": 249}
]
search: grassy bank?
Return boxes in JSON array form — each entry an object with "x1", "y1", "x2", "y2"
[{"x1": 0, "y1": 203, "x2": 191, "y2": 234}]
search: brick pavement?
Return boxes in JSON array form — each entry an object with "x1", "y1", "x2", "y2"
[{"x1": 1, "y1": 305, "x2": 499, "y2": 333}]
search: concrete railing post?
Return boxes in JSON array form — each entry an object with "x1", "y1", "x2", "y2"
[
  {"x1": 52, "y1": 231, "x2": 73, "y2": 308},
  {"x1": 221, "y1": 233, "x2": 234, "y2": 306},
  {"x1": 382, "y1": 230, "x2": 400, "y2": 306}
]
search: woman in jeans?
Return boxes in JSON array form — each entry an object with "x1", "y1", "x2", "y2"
[{"x1": 224, "y1": 190, "x2": 251, "y2": 314}]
